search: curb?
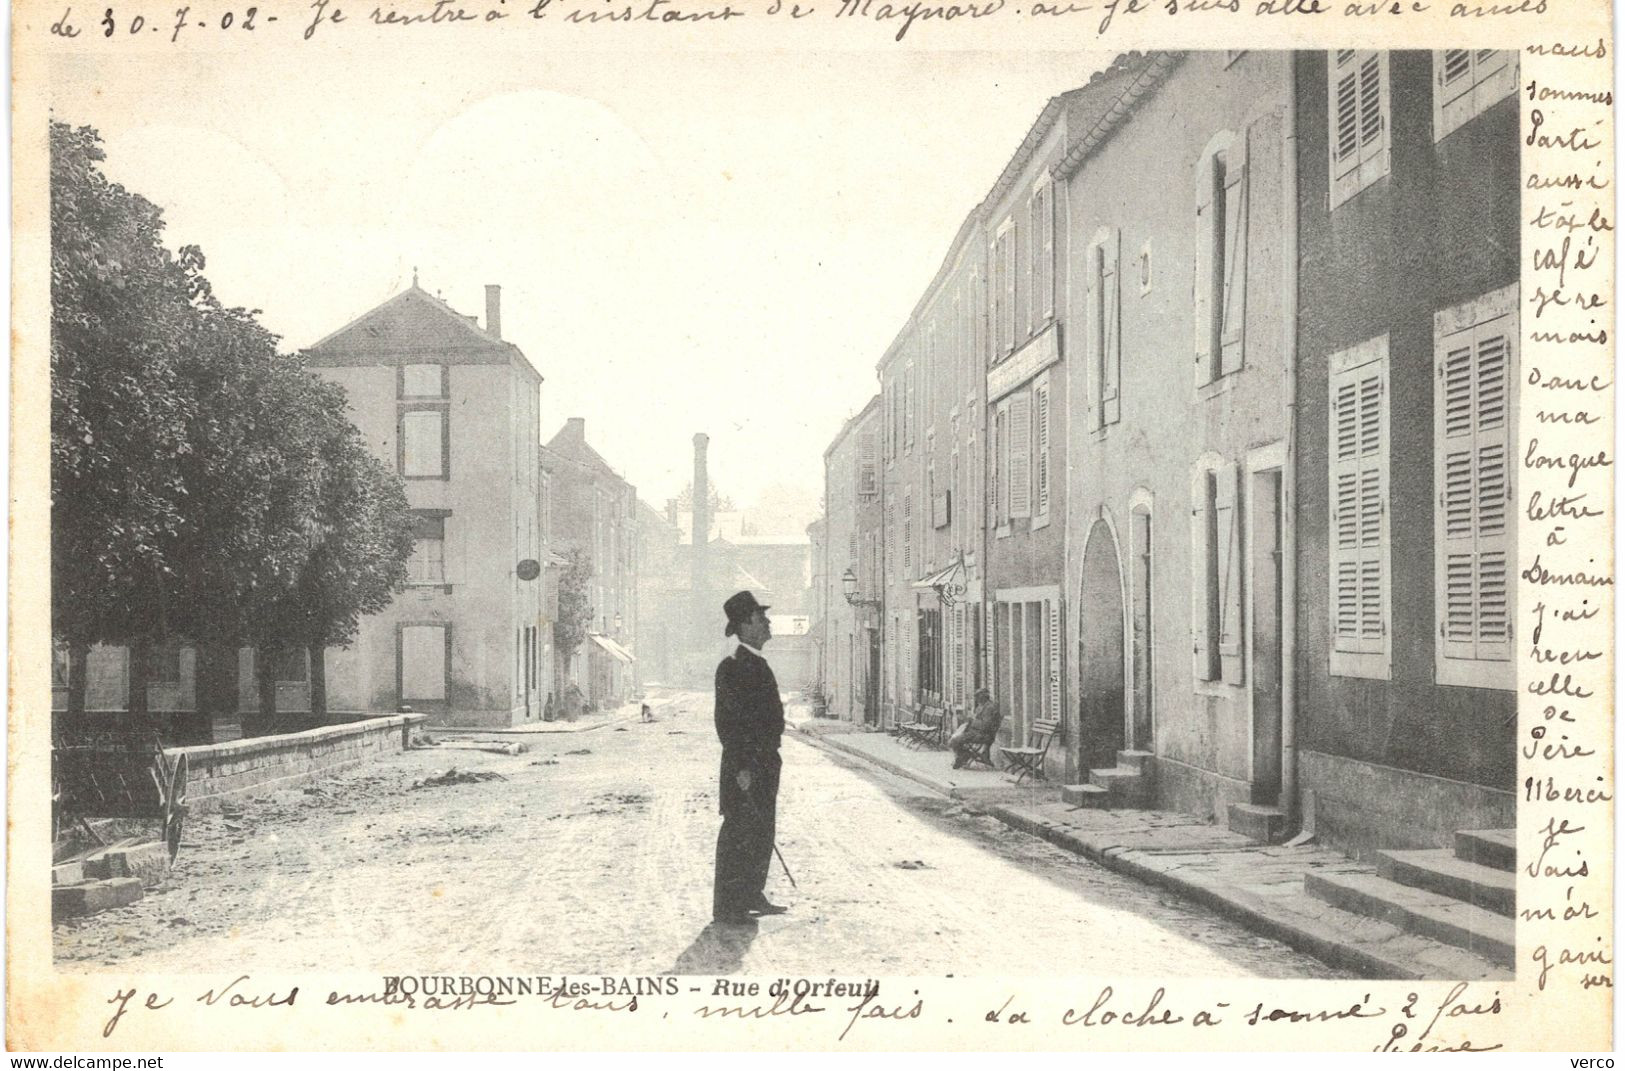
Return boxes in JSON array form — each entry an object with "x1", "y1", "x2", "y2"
[
  {"x1": 795, "y1": 729, "x2": 962, "y2": 799},
  {"x1": 981, "y1": 803, "x2": 1424, "y2": 980}
]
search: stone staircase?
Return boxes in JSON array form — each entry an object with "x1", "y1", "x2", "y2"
[
  {"x1": 1304, "y1": 828, "x2": 1516, "y2": 969},
  {"x1": 1061, "y1": 749, "x2": 1155, "y2": 809}
]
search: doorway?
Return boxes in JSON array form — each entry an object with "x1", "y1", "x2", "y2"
[
  {"x1": 1129, "y1": 506, "x2": 1153, "y2": 751},
  {"x1": 1078, "y1": 520, "x2": 1126, "y2": 772},
  {"x1": 1249, "y1": 469, "x2": 1284, "y2": 802},
  {"x1": 865, "y1": 627, "x2": 881, "y2": 726}
]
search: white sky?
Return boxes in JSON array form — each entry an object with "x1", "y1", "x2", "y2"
[{"x1": 51, "y1": 47, "x2": 1109, "y2": 515}]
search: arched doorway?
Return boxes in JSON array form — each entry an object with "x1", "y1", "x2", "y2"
[{"x1": 1078, "y1": 520, "x2": 1126, "y2": 773}]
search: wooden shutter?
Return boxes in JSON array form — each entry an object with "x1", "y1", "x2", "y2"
[
  {"x1": 1086, "y1": 240, "x2": 1104, "y2": 425},
  {"x1": 1008, "y1": 390, "x2": 1033, "y2": 519},
  {"x1": 903, "y1": 490, "x2": 913, "y2": 575},
  {"x1": 1215, "y1": 461, "x2": 1245, "y2": 684},
  {"x1": 1436, "y1": 314, "x2": 1514, "y2": 667},
  {"x1": 1035, "y1": 382, "x2": 1051, "y2": 517},
  {"x1": 1330, "y1": 51, "x2": 1390, "y2": 205},
  {"x1": 847, "y1": 531, "x2": 858, "y2": 566},
  {"x1": 1329, "y1": 342, "x2": 1389, "y2": 663},
  {"x1": 858, "y1": 429, "x2": 877, "y2": 494},
  {"x1": 1037, "y1": 182, "x2": 1055, "y2": 321},
  {"x1": 1047, "y1": 598, "x2": 1062, "y2": 721},
  {"x1": 1190, "y1": 467, "x2": 1217, "y2": 681},
  {"x1": 1102, "y1": 228, "x2": 1122, "y2": 423},
  {"x1": 1435, "y1": 50, "x2": 1515, "y2": 138},
  {"x1": 1219, "y1": 132, "x2": 1249, "y2": 378},
  {"x1": 990, "y1": 407, "x2": 1003, "y2": 527},
  {"x1": 1193, "y1": 158, "x2": 1218, "y2": 385}
]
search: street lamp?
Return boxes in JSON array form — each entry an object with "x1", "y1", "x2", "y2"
[{"x1": 842, "y1": 567, "x2": 880, "y2": 608}]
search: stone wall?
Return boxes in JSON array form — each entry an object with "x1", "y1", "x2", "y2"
[{"x1": 168, "y1": 714, "x2": 426, "y2": 812}]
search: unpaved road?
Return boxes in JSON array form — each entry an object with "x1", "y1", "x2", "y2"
[{"x1": 55, "y1": 689, "x2": 1342, "y2": 978}]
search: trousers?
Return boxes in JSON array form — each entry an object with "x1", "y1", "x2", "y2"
[{"x1": 712, "y1": 791, "x2": 776, "y2": 917}]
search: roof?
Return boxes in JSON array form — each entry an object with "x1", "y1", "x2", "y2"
[
  {"x1": 1057, "y1": 53, "x2": 1185, "y2": 180},
  {"x1": 540, "y1": 422, "x2": 632, "y2": 489},
  {"x1": 307, "y1": 283, "x2": 541, "y2": 381},
  {"x1": 823, "y1": 393, "x2": 883, "y2": 461}
]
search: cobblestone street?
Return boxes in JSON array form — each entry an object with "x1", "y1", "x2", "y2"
[{"x1": 55, "y1": 690, "x2": 1342, "y2": 978}]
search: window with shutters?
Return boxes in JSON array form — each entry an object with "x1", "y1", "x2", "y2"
[
  {"x1": 991, "y1": 403, "x2": 1007, "y2": 533},
  {"x1": 1327, "y1": 336, "x2": 1391, "y2": 680},
  {"x1": 858, "y1": 428, "x2": 878, "y2": 495},
  {"x1": 847, "y1": 531, "x2": 858, "y2": 568},
  {"x1": 1194, "y1": 131, "x2": 1248, "y2": 388},
  {"x1": 1328, "y1": 50, "x2": 1391, "y2": 210},
  {"x1": 1031, "y1": 179, "x2": 1055, "y2": 329},
  {"x1": 993, "y1": 221, "x2": 1017, "y2": 359},
  {"x1": 1033, "y1": 374, "x2": 1053, "y2": 526},
  {"x1": 903, "y1": 489, "x2": 913, "y2": 576},
  {"x1": 1190, "y1": 457, "x2": 1241, "y2": 685},
  {"x1": 905, "y1": 361, "x2": 915, "y2": 452},
  {"x1": 1435, "y1": 288, "x2": 1516, "y2": 689},
  {"x1": 1086, "y1": 227, "x2": 1122, "y2": 427},
  {"x1": 401, "y1": 409, "x2": 448, "y2": 478},
  {"x1": 408, "y1": 512, "x2": 447, "y2": 585},
  {"x1": 1008, "y1": 389, "x2": 1033, "y2": 522},
  {"x1": 1433, "y1": 50, "x2": 1515, "y2": 141}
]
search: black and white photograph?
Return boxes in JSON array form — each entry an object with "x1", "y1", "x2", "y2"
[{"x1": 8, "y1": 5, "x2": 1615, "y2": 1052}]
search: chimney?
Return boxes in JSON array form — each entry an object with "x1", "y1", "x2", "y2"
[
  {"x1": 485, "y1": 284, "x2": 502, "y2": 339},
  {"x1": 566, "y1": 417, "x2": 586, "y2": 441}
]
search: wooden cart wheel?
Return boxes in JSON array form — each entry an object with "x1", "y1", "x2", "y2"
[
  {"x1": 163, "y1": 752, "x2": 189, "y2": 862},
  {"x1": 50, "y1": 755, "x2": 63, "y2": 845}
]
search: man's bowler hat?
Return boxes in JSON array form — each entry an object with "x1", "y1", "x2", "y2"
[{"x1": 723, "y1": 590, "x2": 770, "y2": 636}]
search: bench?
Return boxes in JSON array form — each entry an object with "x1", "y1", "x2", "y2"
[
  {"x1": 999, "y1": 717, "x2": 1061, "y2": 784},
  {"x1": 899, "y1": 706, "x2": 947, "y2": 750}
]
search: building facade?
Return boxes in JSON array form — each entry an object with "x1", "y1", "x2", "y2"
[
  {"x1": 1292, "y1": 48, "x2": 1520, "y2": 856},
  {"x1": 1060, "y1": 51, "x2": 1296, "y2": 818},
  {"x1": 820, "y1": 396, "x2": 882, "y2": 725},
  {"x1": 306, "y1": 282, "x2": 548, "y2": 728},
  {"x1": 542, "y1": 418, "x2": 640, "y2": 712}
]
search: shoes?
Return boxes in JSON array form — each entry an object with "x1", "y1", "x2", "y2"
[
  {"x1": 951, "y1": 755, "x2": 965, "y2": 769},
  {"x1": 746, "y1": 898, "x2": 788, "y2": 916}
]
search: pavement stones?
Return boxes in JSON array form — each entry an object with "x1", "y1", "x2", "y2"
[{"x1": 802, "y1": 726, "x2": 1510, "y2": 981}]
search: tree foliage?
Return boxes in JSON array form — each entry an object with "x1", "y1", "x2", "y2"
[
  {"x1": 554, "y1": 547, "x2": 594, "y2": 666},
  {"x1": 50, "y1": 120, "x2": 414, "y2": 727}
]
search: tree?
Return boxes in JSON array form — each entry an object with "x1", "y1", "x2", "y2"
[
  {"x1": 553, "y1": 547, "x2": 594, "y2": 674},
  {"x1": 671, "y1": 482, "x2": 734, "y2": 515},
  {"x1": 50, "y1": 121, "x2": 200, "y2": 716},
  {"x1": 252, "y1": 381, "x2": 414, "y2": 720}
]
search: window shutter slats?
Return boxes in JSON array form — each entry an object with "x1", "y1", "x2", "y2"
[
  {"x1": 1008, "y1": 391, "x2": 1033, "y2": 519},
  {"x1": 858, "y1": 429, "x2": 877, "y2": 494},
  {"x1": 1329, "y1": 342, "x2": 1389, "y2": 666},
  {"x1": 1435, "y1": 312, "x2": 1515, "y2": 670},
  {"x1": 1086, "y1": 242, "x2": 1103, "y2": 425},
  {"x1": 1036, "y1": 384, "x2": 1051, "y2": 516},
  {"x1": 1331, "y1": 51, "x2": 1390, "y2": 206},
  {"x1": 1219, "y1": 132, "x2": 1249, "y2": 377},
  {"x1": 1047, "y1": 599, "x2": 1062, "y2": 720}
]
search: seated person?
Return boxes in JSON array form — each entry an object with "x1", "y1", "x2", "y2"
[{"x1": 948, "y1": 688, "x2": 1002, "y2": 769}]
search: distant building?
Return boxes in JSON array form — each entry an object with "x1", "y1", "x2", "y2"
[
  {"x1": 306, "y1": 282, "x2": 548, "y2": 728},
  {"x1": 541, "y1": 418, "x2": 640, "y2": 711},
  {"x1": 820, "y1": 395, "x2": 883, "y2": 724}
]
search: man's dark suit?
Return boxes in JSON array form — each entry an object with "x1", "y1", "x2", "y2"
[{"x1": 712, "y1": 644, "x2": 784, "y2": 919}]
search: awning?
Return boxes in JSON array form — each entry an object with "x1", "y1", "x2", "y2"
[
  {"x1": 588, "y1": 633, "x2": 635, "y2": 664},
  {"x1": 911, "y1": 557, "x2": 967, "y2": 598}
]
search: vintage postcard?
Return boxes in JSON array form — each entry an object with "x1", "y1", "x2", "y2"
[{"x1": 7, "y1": 0, "x2": 1615, "y2": 1052}]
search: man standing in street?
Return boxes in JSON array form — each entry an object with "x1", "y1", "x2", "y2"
[{"x1": 712, "y1": 590, "x2": 789, "y2": 924}]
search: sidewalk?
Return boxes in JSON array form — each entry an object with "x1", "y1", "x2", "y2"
[{"x1": 799, "y1": 725, "x2": 1509, "y2": 982}]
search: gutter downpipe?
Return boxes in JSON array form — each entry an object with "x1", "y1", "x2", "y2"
[{"x1": 1280, "y1": 53, "x2": 1302, "y2": 834}]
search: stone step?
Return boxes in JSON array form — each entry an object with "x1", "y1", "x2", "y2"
[
  {"x1": 1062, "y1": 783, "x2": 1111, "y2": 809},
  {"x1": 1305, "y1": 870, "x2": 1514, "y2": 969},
  {"x1": 1378, "y1": 849, "x2": 1516, "y2": 917},
  {"x1": 1115, "y1": 750, "x2": 1156, "y2": 774},
  {"x1": 1227, "y1": 802, "x2": 1287, "y2": 844},
  {"x1": 52, "y1": 861, "x2": 86, "y2": 886},
  {"x1": 1089, "y1": 767, "x2": 1154, "y2": 806},
  {"x1": 53, "y1": 877, "x2": 144, "y2": 920},
  {"x1": 1455, "y1": 828, "x2": 1516, "y2": 872},
  {"x1": 83, "y1": 841, "x2": 172, "y2": 889}
]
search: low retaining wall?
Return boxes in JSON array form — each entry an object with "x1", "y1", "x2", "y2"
[{"x1": 167, "y1": 714, "x2": 426, "y2": 812}]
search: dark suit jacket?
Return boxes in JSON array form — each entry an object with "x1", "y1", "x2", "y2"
[{"x1": 714, "y1": 645, "x2": 784, "y2": 815}]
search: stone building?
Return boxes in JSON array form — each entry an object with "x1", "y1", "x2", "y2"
[
  {"x1": 305, "y1": 281, "x2": 549, "y2": 727},
  {"x1": 819, "y1": 395, "x2": 883, "y2": 724},
  {"x1": 1291, "y1": 49, "x2": 1520, "y2": 856},
  {"x1": 541, "y1": 418, "x2": 639, "y2": 712}
]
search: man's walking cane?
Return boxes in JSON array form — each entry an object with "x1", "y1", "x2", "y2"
[{"x1": 772, "y1": 842, "x2": 797, "y2": 889}]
